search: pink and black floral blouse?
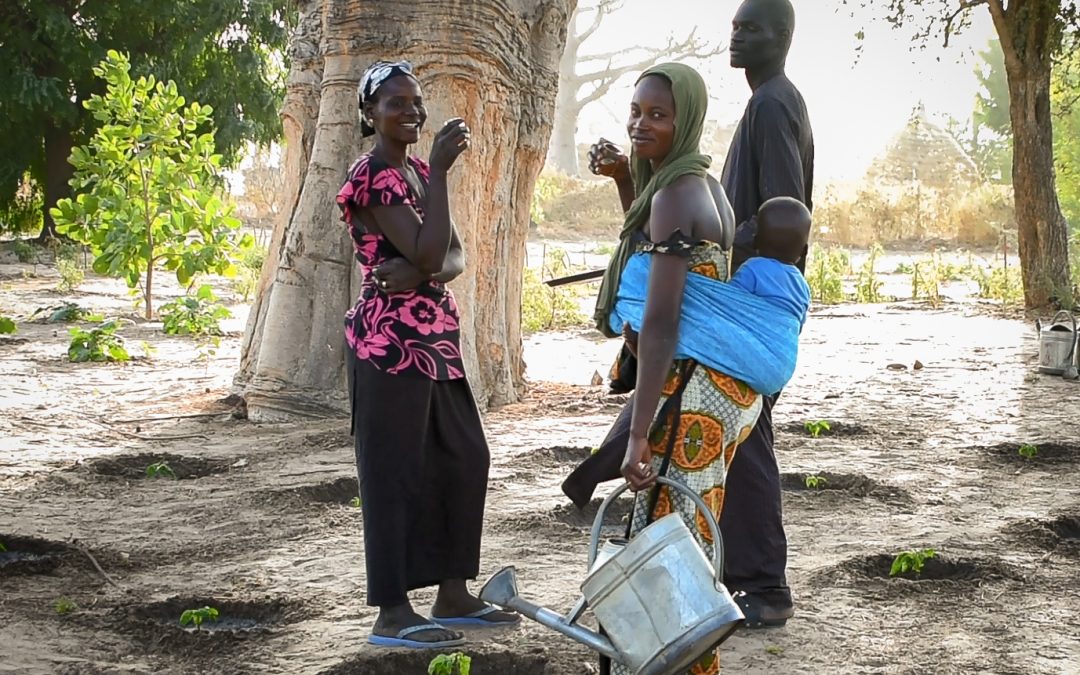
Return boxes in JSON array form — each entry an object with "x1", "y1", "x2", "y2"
[{"x1": 336, "y1": 154, "x2": 465, "y2": 380}]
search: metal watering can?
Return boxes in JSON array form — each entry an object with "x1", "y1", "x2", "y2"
[
  {"x1": 1036, "y1": 311, "x2": 1079, "y2": 379},
  {"x1": 479, "y1": 477, "x2": 744, "y2": 675}
]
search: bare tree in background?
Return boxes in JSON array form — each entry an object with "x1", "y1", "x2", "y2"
[
  {"x1": 548, "y1": 0, "x2": 725, "y2": 175},
  {"x1": 237, "y1": 147, "x2": 284, "y2": 246}
]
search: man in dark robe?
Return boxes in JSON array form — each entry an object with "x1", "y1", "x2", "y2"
[{"x1": 717, "y1": 0, "x2": 813, "y2": 627}]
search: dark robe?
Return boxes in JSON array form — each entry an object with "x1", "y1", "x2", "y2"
[{"x1": 721, "y1": 72, "x2": 814, "y2": 274}]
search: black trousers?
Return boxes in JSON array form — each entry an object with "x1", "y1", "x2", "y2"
[
  {"x1": 718, "y1": 393, "x2": 790, "y2": 599},
  {"x1": 348, "y1": 351, "x2": 490, "y2": 607}
]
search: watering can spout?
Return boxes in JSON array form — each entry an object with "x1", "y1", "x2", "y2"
[{"x1": 479, "y1": 566, "x2": 620, "y2": 661}]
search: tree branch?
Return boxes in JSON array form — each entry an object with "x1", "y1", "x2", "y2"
[
  {"x1": 577, "y1": 0, "x2": 622, "y2": 45},
  {"x1": 984, "y1": 0, "x2": 1018, "y2": 70},
  {"x1": 943, "y1": 0, "x2": 989, "y2": 47},
  {"x1": 575, "y1": 32, "x2": 724, "y2": 85}
]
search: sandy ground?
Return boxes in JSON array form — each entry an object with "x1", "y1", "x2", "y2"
[{"x1": 2, "y1": 250, "x2": 1079, "y2": 675}]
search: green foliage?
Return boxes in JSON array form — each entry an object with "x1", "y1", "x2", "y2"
[
  {"x1": 52, "y1": 52, "x2": 252, "y2": 319},
  {"x1": 531, "y1": 173, "x2": 561, "y2": 225},
  {"x1": 854, "y1": 245, "x2": 886, "y2": 303},
  {"x1": 970, "y1": 40, "x2": 1013, "y2": 184},
  {"x1": 889, "y1": 548, "x2": 937, "y2": 577},
  {"x1": 31, "y1": 303, "x2": 103, "y2": 324},
  {"x1": 196, "y1": 336, "x2": 223, "y2": 370},
  {"x1": 0, "y1": 316, "x2": 16, "y2": 335},
  {"x1": 0, "y1": 176, "x2": 44, "y2": 236},
  {"x1": 54, "y1": 597, "x2": 77, "y2": 615},
  {"x1": 11, "y1": 239, "x2": 36, "y2": 263},
  {"x1": 911, "y1": 258, "x2": 943, "y2": 308},
  {"x1": 970, "y1": 261, "x2": 1023, "y2": 305},
  {"x1": 233, "y1": 245, "x2": 267, "y2": 302},
  {"x1": 53, "y1": 241, "x2": 86, "y2": 293},
  {"x1": 805, "y1": 244, "x2": 848, "y2": 305},
  {"x1": 179, "y1": 606, "x2": 219, "y2": 631},
  {"x1": 68, "y1": 321, "x2": 130, "y2": 363},
  {"x1": 1053, "y1": 44, "x2": 1080, "y2": 231},
  {"x1": 56, "y1": 255, "x2": 85, "y2": 293},
  {"x1": 428, "y1": 652, "x2": 472, "y2": 675},
  {"x1": 0, "y1": 1, "x2": 290, "y2": 235},
  {"x1": 1018, "y1": 443, "x2": 1039, "y2": 460},
  {"x1": 0, "y1": 540, "x2": 6, "y2": 552},
  {"x1": 161, "y1": 285, "x2": 232, "y2": 337},
  {"x1": 803, "y1": 475, "x2": 827, "y2": 489},
  {"x1": 349, "y1": 496, "x2": 362, "y2": 508},
  {"x1": 521, "y1": 248, "x2": 588, "y2": 333},
  {"x1": 146, "y1": 462, "x2": 176, "y2": 479},
  {"x1": 804, "y1": 420, "x2": 831, "y2": 438}
]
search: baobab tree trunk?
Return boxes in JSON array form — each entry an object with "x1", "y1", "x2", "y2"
[
  {"x1": 236, "y1": 0, "x2": 575, "y2": 421},
  {"x1": 991, "y1": 1, "x2": 1072, "y2": 308}
]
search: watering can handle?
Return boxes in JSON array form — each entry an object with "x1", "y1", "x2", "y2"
[
  {"x1": 1051, "y1": 311, "x2": 1078, "y2": 361},
  {"x1": 588, "y1": 477, "x2": 725, "y2": 586}
]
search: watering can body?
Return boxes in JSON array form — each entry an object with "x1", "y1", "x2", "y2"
[
  {"x1": 1036, "y1": 311, "x2": 1078, "y2": 377},
  {"x1": 479, "y1": 477, "x2": 744, "y2": 675}
]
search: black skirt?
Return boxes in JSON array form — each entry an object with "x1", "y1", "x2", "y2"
[{"x1": 347, "y1": 350, "x2": 491, "y2": 607}]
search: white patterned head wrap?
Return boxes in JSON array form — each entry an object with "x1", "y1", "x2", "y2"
[{"x1": 357, "y1": 60, "x2": 415, "y2": 137}]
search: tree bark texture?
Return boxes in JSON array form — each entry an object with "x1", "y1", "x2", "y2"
[
  {"x1": 990, "y1": 0, "x2": 1072, "y2": 307},
  {"x1": 237, "y1": 0, "x2": 575, "y2": 421},
  {"x1": 39, "y1": 122, "x2": 75, "y2": 241}
]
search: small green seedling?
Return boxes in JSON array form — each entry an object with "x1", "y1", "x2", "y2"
[
  {"x1": 349, "y1": 496, "x2": 362, "y2": 508},
  {"x1": 804, "y1": 475, "x2": 827, "y2": 489},
  {"x1": 1018, "y1": 443, "x2": 1039, "y2": 460},
  {"x1": 765, "y1": 645, "x2": 784, "y2": 656},
  {"x1": 889, "y1": 548, "x2": 937, "y2": 577},
  {"x1": 145, "y1": 462, "x2": 176, "y2": 479},
  {"x1": 804, "y1": 420, "x2": 832, "y2": 438},
  {"x1": 0, "y1": 540, "x2": 6, "y2": 552},
  {"x1": 67, "y1": 320, "x2": 130, "y2": 362},
  {"x1": 54, "y1": 597, "x2": 77, "y2": 615},
  {"x1": 179, "y1": 606, "x2": 219, "y2": 631},
  {"x1": 0, "y1": 316, "x2": 16, "y2": 335},
  {"x1": 428, "y1": 652, "x2": 472, "y2": 675}
]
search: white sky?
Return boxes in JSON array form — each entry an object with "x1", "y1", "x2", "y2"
[{"x1": 575, "y1": 0, "x2": 997, "y2": 182}]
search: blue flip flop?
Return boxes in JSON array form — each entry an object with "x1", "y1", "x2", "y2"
[
  {"x1": 430, "y1": 605, "x2": 521, "y2": 627},
  {"x1": 367, "y1": 623, "x2": 466, "y2": 649}
]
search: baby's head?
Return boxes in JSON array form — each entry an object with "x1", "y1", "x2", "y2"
[{"x1": 755, "y1": 196, "x2": 811, "y2": 265}]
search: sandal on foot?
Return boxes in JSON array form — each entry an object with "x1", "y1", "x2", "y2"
[
  {"x1": 430, "y1": 605, "x2": 521, "y2": 626},
  {"x1": 733, "y1": 591, "x2": 793, "y2": 629},
  {"x1": 367, "y1": 623, "x2": 466, "y2": 649}
]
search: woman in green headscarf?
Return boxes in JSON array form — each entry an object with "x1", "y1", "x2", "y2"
[{"x1": 587, "y1": 63, "x2": 762, "y2": 675}]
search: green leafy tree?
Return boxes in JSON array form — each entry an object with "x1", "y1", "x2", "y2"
[
  {"x1": 1052, "y1": 43, "x2": 1080, "y2": 231},
  {"x1": 850, "y1": 0, "x2": 1078, "y2": 308},
  {"x1": 971, "y1": 39, "x2": 1014, "y2": 183},
  {"x1": 0, "y1": 0, "x2": 289, "y2": 240},
  {"x1": 51, "y1": 52, "x2": 252, "y2": 320}
]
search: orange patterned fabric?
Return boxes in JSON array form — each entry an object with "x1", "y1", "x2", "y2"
[{"x1": 613, "y1": 241, "x2": 762, "y2": 675}]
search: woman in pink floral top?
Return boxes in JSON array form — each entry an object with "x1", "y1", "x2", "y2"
[{"x1": 336, "y1": 60, "x2": 517, "y2": 651}]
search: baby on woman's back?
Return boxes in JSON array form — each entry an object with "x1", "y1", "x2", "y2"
[{"x1": 728, "y1": 196, "x2": 812, "y2": 330}]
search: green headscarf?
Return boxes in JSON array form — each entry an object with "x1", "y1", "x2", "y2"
[{"x1": 592, "y1": 62, "x2": 711, "y2": 338}]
